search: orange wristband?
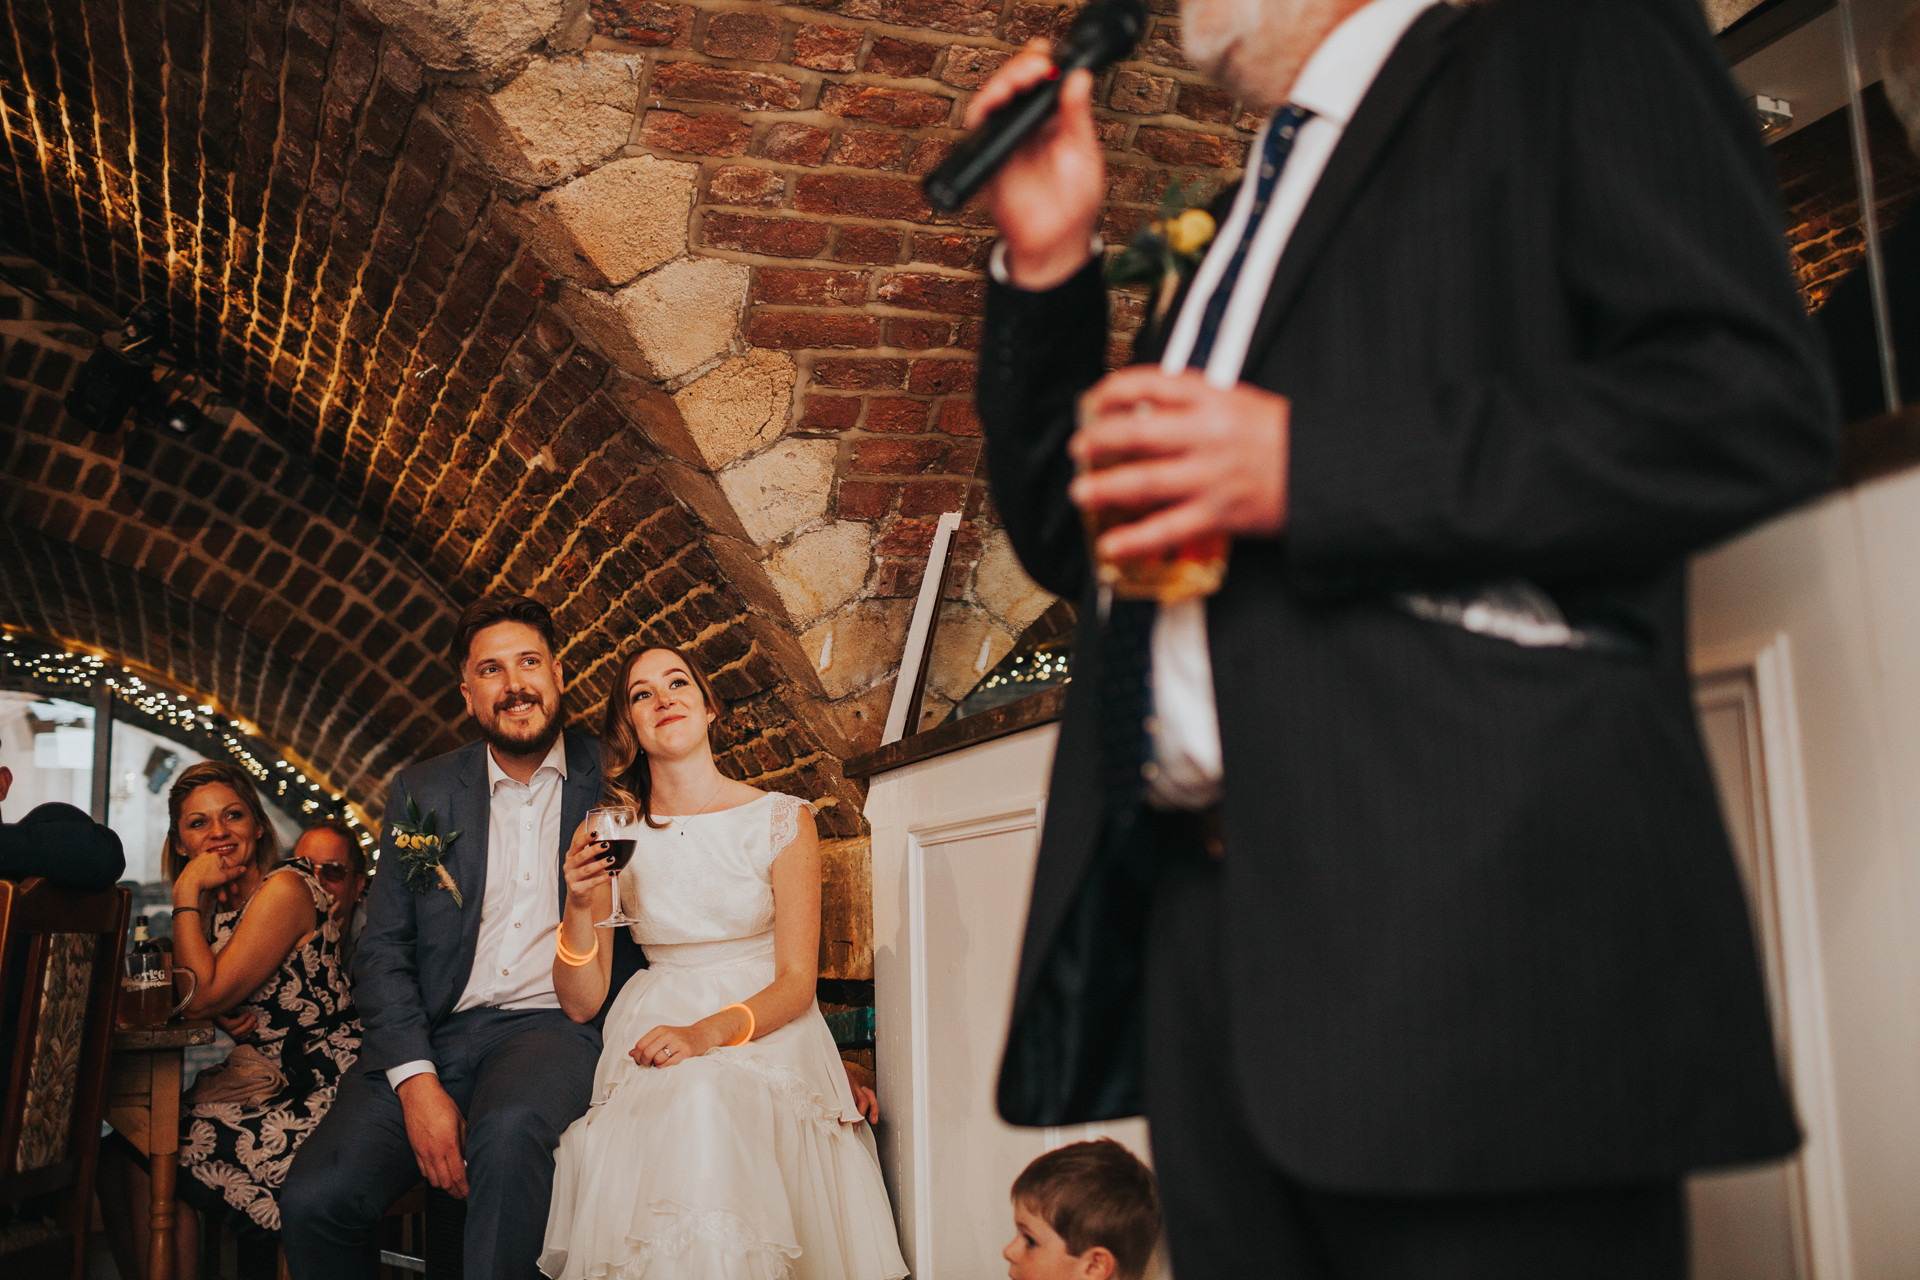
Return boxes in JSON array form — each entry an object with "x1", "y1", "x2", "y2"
[
  {"x1": 723, "y1": 1002, "x2": 755, "y2": 1046},
  {"x1": 555, "y1": 929, "x2": 599, "y2": 967}
]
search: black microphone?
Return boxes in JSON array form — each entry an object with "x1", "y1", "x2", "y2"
[{"x1": 922, "y1": 0, "x2": 1149, "y2": 213}]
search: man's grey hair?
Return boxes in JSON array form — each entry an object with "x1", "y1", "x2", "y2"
[{"x1": 1887, "y1": 1, "x2": 1920, "y2": 154}]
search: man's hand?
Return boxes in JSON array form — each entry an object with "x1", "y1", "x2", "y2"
[
  {"x1": 397, "y1": 1074, "x2": 468, "y2": 1199},
  {"x1": 1070, "y1": 368, "x2": 1292, "y2": 560},
  {"x1": 967, "y1": 40, "x2": 1105, "y2": 290}
]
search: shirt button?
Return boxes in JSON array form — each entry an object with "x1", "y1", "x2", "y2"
[
  {"x1": 1144, "y1": 716, "x2": 1161, "y2": 736},
  {"x1": 514, "y1": 922, "x2": 522, "y2": 929},
  {"x1": 1141, "y1": 762, "x2": 1161, "y2": 782},
  {"x1": 501, "y1": 968, "x2": 509, "y2": 976},
  {"x1": 523, "y1": 872, "x2": 531, "y2": 881}
]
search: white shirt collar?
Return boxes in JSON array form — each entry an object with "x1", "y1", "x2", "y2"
[
  {"x1": 1287, "y1": 0, "x2": 1438, "y2": 129},
  {"x1": 485, "y1": 734, "x2": 569, "y2": 792}
]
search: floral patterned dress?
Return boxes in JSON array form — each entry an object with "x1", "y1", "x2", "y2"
[{"x1": 178, "y1": 859, "x2": 362, "y2": 1231}]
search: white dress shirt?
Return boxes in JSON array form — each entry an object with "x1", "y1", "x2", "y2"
[
  {"x1": 1146, "y1": 0, "x2": 1440, "y2": 810},
  {"x1": 384, "y1": 737, "x2": 568, "y2": 1091}
]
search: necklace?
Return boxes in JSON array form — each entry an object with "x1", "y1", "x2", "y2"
[{"x1": 664, "y1": 776, "x2": 727, "y2": 836}]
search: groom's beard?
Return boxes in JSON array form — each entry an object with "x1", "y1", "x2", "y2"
[{"x1": 476, "y1": 691, "x2": 563, "y2": 760}]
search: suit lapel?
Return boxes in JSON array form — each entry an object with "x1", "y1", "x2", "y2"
[
  {"x1": 558, "y1": 732, "x2": 602, "y2": 913},
  {"x1": 448, "y1": 742, "x2": 490, "y2": 997},
  {"x1": 1240, "y1": 3, "x2": 1466, "y2": 375}
]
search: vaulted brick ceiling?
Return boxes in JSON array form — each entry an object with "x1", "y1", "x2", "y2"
[{"x1": 0, "y1": 0, "x2": 1272, "y2": 825}]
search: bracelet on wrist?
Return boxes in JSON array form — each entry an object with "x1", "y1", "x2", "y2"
[
  {"x1": 555, "y1": 929, "x2": 599, "y2": 967},
  {"x1": 172, "y1": 905, "x2": 201, "y2": 916},
  {"x1": 721, "y1": 1002, "x2": 755, "y2": 1047}
]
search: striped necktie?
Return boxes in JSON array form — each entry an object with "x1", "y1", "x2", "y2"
[{"x1": 1098, "y1": 106, "x2": 1314, "y2": 820}]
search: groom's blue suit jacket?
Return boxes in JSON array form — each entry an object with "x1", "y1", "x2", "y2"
[{"x1": 353, "y1": 730, "x2": 641, "y2": 1074}]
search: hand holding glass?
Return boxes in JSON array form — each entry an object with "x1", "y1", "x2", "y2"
[
  {"x1": 589, "y1": 805, "x2": 641, "y2": 929},
  {"x1": 1076, "y1": 390, "x2": 1229, "y2": 603}
]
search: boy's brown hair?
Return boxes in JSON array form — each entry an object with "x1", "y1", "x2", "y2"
[{"x1": 1012, "y1": 1139, "x2": 1160, "y2": 1280}]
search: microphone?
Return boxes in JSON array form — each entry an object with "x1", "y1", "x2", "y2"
[{"x1": 921, "y1": 0, "x2": 1149, "y2": 213}]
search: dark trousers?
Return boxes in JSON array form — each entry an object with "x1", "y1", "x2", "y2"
[
  {"x1": 281, "y1": 1007, "x2": 600, "y2": 1280},
  {"x1": 1140, "y1": 823, "x2": 1688, "y2": 1280}
]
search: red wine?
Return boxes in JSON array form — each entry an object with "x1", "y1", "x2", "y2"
[{"x1": 600, "y1": 838, "x2": 637, "y2": 871}]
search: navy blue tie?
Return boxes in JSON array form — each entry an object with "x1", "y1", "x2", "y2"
[{"x1": 1098, "y1": 106, "x2": 1313, "y2": 819}]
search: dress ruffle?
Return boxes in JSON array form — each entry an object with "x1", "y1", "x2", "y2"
[{"x1": 540, "y1": 950, "x2": 905, "y2": 1280}]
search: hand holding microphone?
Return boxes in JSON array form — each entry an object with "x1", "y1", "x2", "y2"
[{"x1": 932, "y1": 0, "x2": 1147, "y2": 290}]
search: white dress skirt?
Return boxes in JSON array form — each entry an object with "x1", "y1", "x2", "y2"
[{"x1": 539, "y1": 794, "x2": 907, "y2": 1280}]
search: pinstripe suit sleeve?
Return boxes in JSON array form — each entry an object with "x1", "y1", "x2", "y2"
[
  {"x1": 977, "y1": 257, "x2": 1111, "y2": 601},
  {"x1": 1283, "y1": 0, "x2": 1839, "y2": 592}
]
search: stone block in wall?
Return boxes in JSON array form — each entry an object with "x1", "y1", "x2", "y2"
[
  {"x1": 973, "y1": 527, "x2": 1053, "y2": 634},
  {"x1": 764, "y1": 521, "x2": 874, "y2": 626},
  {"x1": 454, "y1": 52, "x2": 641, "y2": 186},
  {"x1": 719, "y1": 438, "x2": 840, "y2": 544},
  {"x1": 518, "y1": 155, "x2": 698, "y2": 289},
  {"x1": 802, "y1": 599, "x2": 914, "y2": 701},
  {"x1": 367, "y1": 0, "x2": 566, "y2": 70},
  {"x1": 672, "y1": 349, "x2": 799, "y2": 470},
  {"x1": 616, "y1": 256, "x2": 749, "y2": 380}
]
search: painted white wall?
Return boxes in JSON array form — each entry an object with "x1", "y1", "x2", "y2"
[
  {"x1": 1692, "y1": 478, "x2": 1920, "y2": 1279},
  {"x1": 867, "y1": 725, "x2": 1162, "y2": 1280}
]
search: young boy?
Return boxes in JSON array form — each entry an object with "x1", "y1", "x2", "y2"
[{"x1": 1003, "y1": 1139, "x2": 1161, "y2": 1280}]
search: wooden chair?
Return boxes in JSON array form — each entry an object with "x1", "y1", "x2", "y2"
[{"x1": 0, "y1": 877, "x2": 131, "y2": 1279}]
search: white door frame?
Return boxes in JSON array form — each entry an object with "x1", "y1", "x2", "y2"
[{"x1": 1693, "y1": 632, "x2": 1855, "y2": 1280}]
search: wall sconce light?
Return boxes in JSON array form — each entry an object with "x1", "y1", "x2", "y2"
[{"x1": 1753, "y1": 94, "x2": 1793, "y2": 138}]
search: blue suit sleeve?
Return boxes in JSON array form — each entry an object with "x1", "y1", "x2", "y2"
[{"x1": 351, "y1": 775, "x2": 436, "y2": 1074}]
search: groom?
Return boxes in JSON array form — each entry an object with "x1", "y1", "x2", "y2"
[{"x1": 283, "y1": 595, "x2": 641, "y2": 1280}]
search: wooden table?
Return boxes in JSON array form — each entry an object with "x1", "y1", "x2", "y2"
[{"x1": 106, "y1": 1021, "x2": 215, "y2": 1280}]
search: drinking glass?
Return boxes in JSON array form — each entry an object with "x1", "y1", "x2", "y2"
[
  {"x1": 121, "y1": 950, "x2": 197, "y2": 1026},
  {"x1": 590, "y1": 805, "x2": 641, "y2": 929},
  {"x1": 1076, "y1": 391, "x2": 1229, "y2": 604}
]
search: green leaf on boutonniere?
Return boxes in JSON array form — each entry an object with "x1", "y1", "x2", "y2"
[
  {"x1": 390, "y1": 802, "x2": 464, "y2": 908},
  {"x1": 1106, "y1": 178, "x2": 1221, "y2": 340}
]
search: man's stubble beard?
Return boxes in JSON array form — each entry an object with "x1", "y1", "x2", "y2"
[
  {"x1": 478, "y1": 695, "x2": 564, "y2": 761},
  {"x1": 1179, "y1": 0, "x2": 1340, "y2": 111}
]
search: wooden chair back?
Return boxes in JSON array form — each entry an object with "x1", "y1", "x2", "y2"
[{"x1": 0, "y1": 878, "x2": 130, "y2": 1274}]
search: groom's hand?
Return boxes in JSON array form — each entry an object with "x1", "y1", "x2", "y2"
[{"x1": 398, "y1": 1074, "x2": 469, "y2": 1199}]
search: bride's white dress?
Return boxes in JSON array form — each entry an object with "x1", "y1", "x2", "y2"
[{"x1": 539, "y1": 793, "x2": 908, "y2": 1280}]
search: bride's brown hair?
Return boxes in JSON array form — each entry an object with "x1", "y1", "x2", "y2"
[{"x1": 600, "y1": 645, "x2": 728, "y2": 828}]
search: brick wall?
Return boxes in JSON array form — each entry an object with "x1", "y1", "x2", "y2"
[
  {"x1": 1775, "y1": 85, "x2": 1920, "y2": 308},
  {"x1": 574, "y1": 0, "x2": 1260, "y2": 726}
]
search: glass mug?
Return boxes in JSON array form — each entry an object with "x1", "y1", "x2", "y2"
[
  {"x1": 121, "y1": 950, "x2": 197, "y2": 1027},
  {"x1": 1076, "y1": 391, "x2": 1229, "y2": 604}
]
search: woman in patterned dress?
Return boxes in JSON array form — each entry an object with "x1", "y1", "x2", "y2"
[{"x1": 99, "y1": 761, "x2": 362, "y2": 1278}]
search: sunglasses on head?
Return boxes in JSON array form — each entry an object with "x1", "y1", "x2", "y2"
[{"x1": 312, "y1": 862, "x2": 350, "y2": 884}]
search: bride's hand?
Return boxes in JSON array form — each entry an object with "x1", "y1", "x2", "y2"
[
  {"x1": 563, "y1": 819, "x2": 612, "y2": 910},
  {"x1": 631, "y1": 1023, "x2": 720, "y2": 1068}
]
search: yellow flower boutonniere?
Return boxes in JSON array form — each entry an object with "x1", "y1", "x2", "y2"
[
  {"x1": 390, "y1": 796, "x2": 464, "y2": 908},
  {"x1": 1107, "y1": 179, "x2": 1220, "y2": 345}
]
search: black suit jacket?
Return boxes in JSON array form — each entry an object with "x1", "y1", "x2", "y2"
[
  {"x1": 353, "y1": 731, "x2": 644, "y2": 1074},
  {"x1": 0, "y1": 801, "x2": 125, "y2": 891},
  {"x1": 980, "y1": 0, "x2": 1837, "y2": 1194}
]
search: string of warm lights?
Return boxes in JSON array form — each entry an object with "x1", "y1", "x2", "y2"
[
  {"x1": 0, "y1": 629, "x2": 374, "y2": 850},
  {"x1": 965, "y1": 641, "x2": 1073, "y2": 698}
]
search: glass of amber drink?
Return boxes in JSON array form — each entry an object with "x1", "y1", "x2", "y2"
[{"x1": 1076, "y1": 393, "x2": 1229, "y2": 604}]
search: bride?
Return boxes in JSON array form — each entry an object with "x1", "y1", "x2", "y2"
[{"x1": 539, "y1": 645, "x2": 908, "y2": 1280}]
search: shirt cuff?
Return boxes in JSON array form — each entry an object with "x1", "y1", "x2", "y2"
[
  {"x1": 988, "y1": 236, "x2": 1105, "y2": 291},
  {"x1": 386, "y1": 1060, "x2": 438, "y2": 1091}
]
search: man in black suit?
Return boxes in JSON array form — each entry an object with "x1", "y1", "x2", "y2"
[{"x1": 972, "y1": 1, "x2": 1838, "y2": 1275}]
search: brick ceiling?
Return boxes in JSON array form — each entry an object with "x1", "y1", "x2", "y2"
[{"x1": 0, "y1": 0, "x2": 1268, "y2": 826}]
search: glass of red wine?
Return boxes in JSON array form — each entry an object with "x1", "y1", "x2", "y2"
[{"x1": 589, "y1": 805, "x2": 641, "y2": 929}]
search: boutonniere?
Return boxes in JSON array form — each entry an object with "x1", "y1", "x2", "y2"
[
  {"x1": 1107, "y1": 179, "x2": 1219, "y2": 344},
  {"x1": 391, "y1": 796, "x2": 465, "y2": 908}
]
